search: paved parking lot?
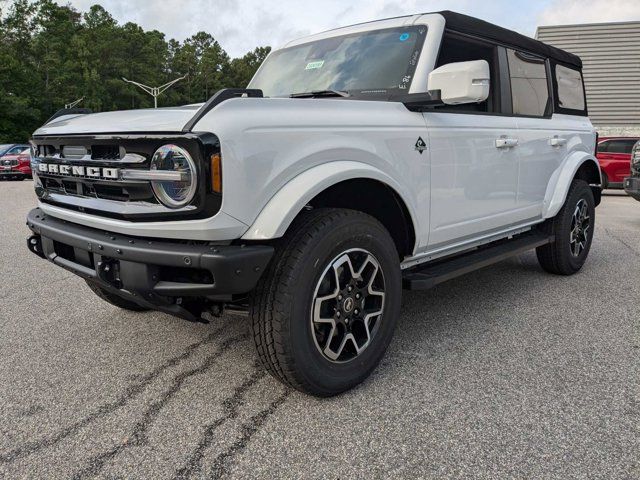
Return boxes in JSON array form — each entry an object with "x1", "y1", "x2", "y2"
[{"x1": 0, "y1": 180, "x2": 638, "y2": 479}]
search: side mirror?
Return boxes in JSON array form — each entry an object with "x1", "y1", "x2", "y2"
[{"x1": 428, "y1": 60, "x2": 490, "y2": 105}]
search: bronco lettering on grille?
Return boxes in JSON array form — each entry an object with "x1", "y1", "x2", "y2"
[{"x1": 38, "y1": 163, "x2": 119, "y2": 179}]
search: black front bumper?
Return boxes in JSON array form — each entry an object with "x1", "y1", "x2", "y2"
[
  {"x1": 624, "y1": 177, "x2": 640, "y2": 201},
  {"x1": 26, "y1": 208, "x2": 273, "y2": 320}
]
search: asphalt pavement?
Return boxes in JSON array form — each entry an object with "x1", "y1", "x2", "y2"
[{"x1": 0, "y1": 180, "x2": 638, "y2": 479}]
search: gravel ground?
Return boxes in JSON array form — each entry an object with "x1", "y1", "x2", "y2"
[{"x1": 0, "y1": 180, "x2": 638, "y2": 479}]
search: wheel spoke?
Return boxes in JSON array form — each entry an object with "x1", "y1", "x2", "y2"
[
  {"x1": 310, "y1": 249, "x2": 386, "y2": 363},
  {"x1": 569, "y1": 199, "x2": 590, "y2": 258}
]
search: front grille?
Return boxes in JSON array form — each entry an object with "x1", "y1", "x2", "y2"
[
  {"x1": 31, "y1": 133, "x2": 222, "y2": 222},
  {"x1": 91, "y1": 145, "x2": 121, "y2": 160},
  {"x1": 632, "y1": 143, "x2": 640, "y2": 174},
  {"x1": 41, "y1": 177, "x2": 156, "y2": 203},
  {"x1": 3, "y1": 159, "x2": 18, "y2": 166}
]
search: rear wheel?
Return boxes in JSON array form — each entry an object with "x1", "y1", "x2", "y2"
[
  {"x1": 536, "y1": 179, "x2": 595, "y2": 275},
  {"x1": 601, "y1": 172, "x2": 609, "y2": 189},
  {"x1": 249, "y1": 208, "x2": 402, "y2": 396},
  {"x1": 85, "y1": 280, "x2": 150, "y2": 312}
]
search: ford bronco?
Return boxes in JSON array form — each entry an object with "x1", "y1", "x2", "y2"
[
  {"x1": 26, "y1": 11, "x2": 601, "y2": 396},
  {"x1": 624, "y1": 141, "x2": 640, "y2": 201}
]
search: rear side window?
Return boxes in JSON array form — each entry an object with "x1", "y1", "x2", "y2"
[
  {"x1": 556, "y1": 65, "x2": 585, "y2": 111},
  {"x1": 507, "y1": 50, "x2": 550, "y2": 117},
  {"x1": 599, "y1": 139, "x2": 639, "y2": 154}
]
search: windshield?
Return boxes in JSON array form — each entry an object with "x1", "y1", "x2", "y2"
[
  {"x1": 249, "y1": 26, "x2": 427, "y2": 98},
  {"x1": 0, "y1": 145, "x2": 12, "y2": 155}
]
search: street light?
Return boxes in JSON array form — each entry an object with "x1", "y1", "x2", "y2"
[
  {"x1": 122, "y1": 75, "x2": 187, "y2": 108},
  {"x1": 65, "y1": 97, "x2": 84, "y2": 109}
]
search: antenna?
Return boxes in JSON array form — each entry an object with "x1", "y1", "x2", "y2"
[
  {"x1": 65, "y1": 97, "x2": 84, "y2": 109},
  {"x1": 122, "y1": 75, "x2": 187, "y2": 108}
]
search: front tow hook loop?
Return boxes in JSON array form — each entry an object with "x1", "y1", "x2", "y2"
[{"x1": 27, "y1": 235, "x2": 45, "y2": 259}]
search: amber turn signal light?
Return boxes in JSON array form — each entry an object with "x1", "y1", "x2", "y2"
[{"x1": 211, "y1": 153, "x2": 222, "y2": 193}]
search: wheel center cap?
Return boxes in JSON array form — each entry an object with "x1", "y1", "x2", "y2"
[{"x1": 342, "y1": 297, "x2": 355, "y2": 313}]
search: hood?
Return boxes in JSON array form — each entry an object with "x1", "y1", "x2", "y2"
[{"x1": 33, "y1": 104, "x2": 204, "y2": 136}]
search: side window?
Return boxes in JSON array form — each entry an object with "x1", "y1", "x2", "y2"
[
  {"x1": 596, "y1": 141, "x2": 610, "y2": 153},
  {"x1": 7, "y1": 147, "x2": 24, "y2": 155},
  {"x1": 608, "y1": 139, "x2": 639, "y2": 154},
  {"x1": 507, "y1": 49, "x2": 550, "y2": 117},
  {"x1": 555, "y1": 65, "x2": 585, "y2": 111},
  {"x1": 435, "y1": 33, "x2": 500, "y2": 113}
]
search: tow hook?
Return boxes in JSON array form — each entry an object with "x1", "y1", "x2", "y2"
[
  {"x1": 97, "y1": 258, "x2": 122, "y2": 288},
  {"x1": 27, "y1": 235, "x2": 45, "y2": 259}
]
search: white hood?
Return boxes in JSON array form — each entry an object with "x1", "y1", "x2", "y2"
[{"x1": 34, "y1": 104, "x2": 204, "y2": 136}]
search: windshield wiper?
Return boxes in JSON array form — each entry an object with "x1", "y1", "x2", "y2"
[{"x1": 290, "y1": 90, "x2": 350, "y2": 98}]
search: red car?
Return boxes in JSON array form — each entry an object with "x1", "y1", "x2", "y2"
[
  {"x1": 0, "y1": 144, "x2": 32, "y2": 180},
  {"x1": 596, "y1": 137, "x2": 639, "y2": 189}
]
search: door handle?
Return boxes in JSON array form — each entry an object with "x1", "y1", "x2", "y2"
[
  {"x1": 495, "y1": 137, "x2": 518, "y2": 149},
  {"x1": 549, "y1": 136, "x2": 567, "y2": 147}
]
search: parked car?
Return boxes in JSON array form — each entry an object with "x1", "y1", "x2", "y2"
[
  {"x1": 25, "y1": 11, "x2": 601, "y2": 396},
  {"x1": 0, "y1": 144, "x2": 31, "y2": 180},
  {"x1": 596, "y1": 137, "x2": 639, "y2": 189},
  {"x1": 0, "y1": 144, "x2": 29, "y2": 156},
  {"x1": 624, "y1": 141, "x2": 640, "y2": 201}
]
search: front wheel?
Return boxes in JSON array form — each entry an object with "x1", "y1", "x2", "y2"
[
  {"x1": 536, "y1": 179, "x2": 595, "y2": 275},
  {"x1": 249, "y1": 209, "x2": 402, "y2": 396}
]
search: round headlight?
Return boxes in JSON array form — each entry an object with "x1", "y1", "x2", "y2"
[{"x1": 150, "y1": 144, "x2": 197, "y2": 208}]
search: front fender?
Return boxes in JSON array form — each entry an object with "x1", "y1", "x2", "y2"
[
  {"x1": 542, "y1": 151, "x2": 601, "y2": 219},
  {"x1": 241, "y1": 161, "x2": 418, "y2": 240}
]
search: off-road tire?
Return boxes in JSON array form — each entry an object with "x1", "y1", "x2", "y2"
[
  {"x1": 85, "y1": 280, "x2": 150, "y2": 312},
  {"x1": 536, "y1": 179, "x2": 595, "y2": 275},
  {"x1": 249, "y1": 208, "x2": 402, "y2": 396}
]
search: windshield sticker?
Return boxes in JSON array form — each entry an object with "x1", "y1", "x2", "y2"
[
  {"x1": 305, "y1": 60, "x2": 325, "y2": 70},
  {"x1": 399, "y1": 33, "x2": 410, "y2": 42}
]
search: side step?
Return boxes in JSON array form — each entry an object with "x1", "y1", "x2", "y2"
[{"x1": 402, "y1": 232, "x2": 554, "y2": 290}]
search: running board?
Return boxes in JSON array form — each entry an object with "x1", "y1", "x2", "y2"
[{"x1": 402, "y1": 232, "x2": 554, "y2": 290}]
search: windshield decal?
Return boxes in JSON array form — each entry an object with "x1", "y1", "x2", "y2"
[{"x1": 305, "y1": 60, "x2": 325, "y2": 70}]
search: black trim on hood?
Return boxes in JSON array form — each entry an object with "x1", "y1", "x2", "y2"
[{"x1": 182, "y1": 88, "x2": 263, "y2": 132}]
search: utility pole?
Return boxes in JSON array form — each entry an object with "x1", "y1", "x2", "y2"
[
  {"x1": 65, "y1": 97, "x2": 84, "y2": 109},
  {"x1": 122, "y1": 75, "x2": 187, "y2": 108}
]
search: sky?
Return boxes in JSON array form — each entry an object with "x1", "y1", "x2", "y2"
[{"x1": 55, "y1": 0, "x2": 640, "y2": 57}]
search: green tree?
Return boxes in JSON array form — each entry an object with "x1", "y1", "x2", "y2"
[
  {"x1": 0, "y1": 0, "x2": 271, "y2": 142},
  {"x1": 225, "y1": 46, "x2": 272, "y2": 88}
]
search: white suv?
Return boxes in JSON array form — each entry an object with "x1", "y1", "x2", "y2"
[{"x1": 26, "y1": 11, "x2": 601, "y2": 396}]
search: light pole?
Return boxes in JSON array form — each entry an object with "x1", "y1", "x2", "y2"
[
  {"x1": 122, "y1": 75, "x2": 187, "y2": 108},
  {"x1": 65, "y1": 97, "x2": 84, "y2": 109}
]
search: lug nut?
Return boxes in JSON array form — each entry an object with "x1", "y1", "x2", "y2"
[
  {"x1": 347, "y1": 286, "x2": 353, "y2": 292},
  {"x1": 355, "y1": 293, "x2": 361, "y2": 299},
  {"x1": 354, "y1": 309, "x2": 359, "y2": 315},
  {"x1": 338, "y1": 294, "x2": 343, "y2": 301},
  {"x1": 336, "y1": 311, "x2": 341, "y2": 317}
]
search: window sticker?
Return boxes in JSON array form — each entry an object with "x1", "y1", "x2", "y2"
[
  {"x1": 399, "y1": 33, "x2": 410, "y2": 42},
  {"x1": 305, "y1": 60, "x2": 325, "y2": 70}
]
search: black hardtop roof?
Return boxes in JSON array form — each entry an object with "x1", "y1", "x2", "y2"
[{"x1": 438, "y1": 11, "x2": 582, "y2": 68}]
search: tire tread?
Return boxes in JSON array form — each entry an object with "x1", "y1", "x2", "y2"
[{"x1": 249, "y1": 208, "x2": 386, "y2": 394}]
